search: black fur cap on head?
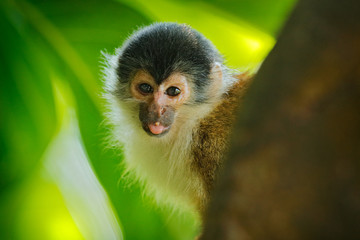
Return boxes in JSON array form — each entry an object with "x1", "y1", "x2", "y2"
[{"x1": 116, "y1": 22, "x2": 223, "y2": 101}]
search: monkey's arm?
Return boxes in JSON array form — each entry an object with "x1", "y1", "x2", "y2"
[{"x1": 191, "y1": 73, "x2": 252, "y2": 212}]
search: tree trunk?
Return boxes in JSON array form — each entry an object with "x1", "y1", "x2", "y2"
[{"x1": 201, "y1": 0, "x2": 360, "y2": 239}]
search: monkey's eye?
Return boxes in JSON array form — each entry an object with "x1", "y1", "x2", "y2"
[
  {"x1": 138, "y1": 83, "x2": 153, "y2": 94},
  {"x1": 166, "y1": 87, "x2": 181, "y2": 96}
]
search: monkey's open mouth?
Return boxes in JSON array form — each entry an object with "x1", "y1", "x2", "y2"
[{"x1": 143, "y1": 123, "x2": 170, "y2": 137}]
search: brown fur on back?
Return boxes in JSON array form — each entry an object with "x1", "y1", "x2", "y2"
[{"x1": 191, "y1": 73, "x2": 252, "y2": 212}]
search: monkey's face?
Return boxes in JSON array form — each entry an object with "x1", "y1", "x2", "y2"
[{"x1": 130, "y1": 70, "x2": 191, "y2": 137}]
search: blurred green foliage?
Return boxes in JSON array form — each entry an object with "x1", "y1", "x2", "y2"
[{"x1": 0, "y1": 0, "x2": 296, "y2": 239}]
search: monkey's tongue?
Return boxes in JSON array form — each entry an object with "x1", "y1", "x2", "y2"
[{"x1": 149, "y1": 123, "x2": 166, "y2": 135}]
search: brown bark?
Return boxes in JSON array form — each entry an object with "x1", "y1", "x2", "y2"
[{"x1": 201, "y1": 0, "x2": 360, "y2": 239}]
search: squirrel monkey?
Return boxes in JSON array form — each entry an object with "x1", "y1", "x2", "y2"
[{"x1": 103, "y1": 22, "x2": 249, "y2": 215}]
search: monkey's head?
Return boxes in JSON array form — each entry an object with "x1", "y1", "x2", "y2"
[{"x1": 113, "y1": 22, "x2": 225, "y2": 137}]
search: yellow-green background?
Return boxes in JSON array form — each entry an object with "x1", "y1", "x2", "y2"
[{"x1": 0, "y1": 0, "x2": 296, "y2": 239}]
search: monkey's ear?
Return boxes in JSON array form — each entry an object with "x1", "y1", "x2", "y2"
[{"x1": 208, "y1": 63, "x2": 223, "y2": 98}]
